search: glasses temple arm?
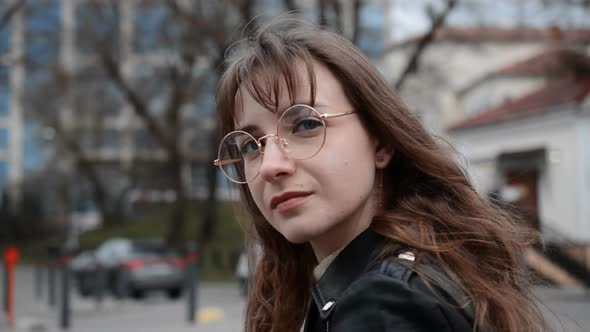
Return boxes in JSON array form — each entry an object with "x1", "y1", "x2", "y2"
[
  {"x1": 321, "y1": 111, "x2": 356, "y2": 119},
  {"x1": 213, "y1": 158, "x2": 242, "y2": 166}
]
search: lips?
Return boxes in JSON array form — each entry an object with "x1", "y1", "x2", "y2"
[{"x1": 270, "y1": 191, "x2": 312, "y2": 210}]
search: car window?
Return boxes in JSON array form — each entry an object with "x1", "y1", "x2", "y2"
[
  {"x1": 95, "y1": 239, "x2": 132, "y2": 263},
  {"x1": 132, "y1": 242, "x2": 178, "y2": 257}
]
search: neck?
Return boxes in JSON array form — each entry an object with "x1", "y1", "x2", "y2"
[{"x1": 309, "y1": 199, "x2": 376, "y2": 261}]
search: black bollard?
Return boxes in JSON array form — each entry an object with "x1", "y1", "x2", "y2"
[
  {"x1": 35, "y1": 264, "x2": 43, "y2": 299},
  {"x1": 185, "y1": 244, "x2": 199, "y2": 324},
  {"x1": 186, "y1": 260, "x2": 198, "y2": 323},
  {"x1": 2, "y1": 262, "x2": 7, "y2": 314},
  {"x1": 115, "y1": 269, "x2": 128, "y2": 300},
  {"x1": 47, "y1": 246, "x2": 60, "y2": 308},
  {"x1": 60, "y1": 256, "x2": 71, "y2": 329},
  {"x1": 48, "y1": 265, "x2": 56, "y2": 307},
  {"x1": 95, "y1": 266, "x2": 105, "y2": 306}
]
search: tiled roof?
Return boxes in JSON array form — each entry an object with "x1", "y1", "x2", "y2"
[
  {"x1": 449, "y1": 76, "x2": 590, "y2": 131},
  {"x1": 458, "y1": 47, "x2": 590, "y2": 95},
  {"x1": 495, "y1": 47, "x2": 590, "y2": 77},
  {"x1": 433, "y1": 26, "x2": 590, "y2": 43},
  {"x1": 388, "y1": 26, "x2": 590, "y2": 50}
]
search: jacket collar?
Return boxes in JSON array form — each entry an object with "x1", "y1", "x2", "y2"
[{"x1": 311, "y1": 228, "x2": 385, "y2": 313}]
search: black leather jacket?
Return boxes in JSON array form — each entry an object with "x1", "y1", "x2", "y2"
[{"x1": 302, "y1": 229, "x2": 474, "y2": 332}]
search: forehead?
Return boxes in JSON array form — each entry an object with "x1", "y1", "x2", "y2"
[
  {"x1": 234, "y1": 60, "x2": 347, "y2": 130},
  {"x1": 234, "y1": 62, "x2": 312, "y2": 128}
]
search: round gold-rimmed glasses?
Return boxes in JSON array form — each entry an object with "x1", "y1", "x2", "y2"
[{"x1": 213, "y1": 104, "x2": 356, "y2": 184}]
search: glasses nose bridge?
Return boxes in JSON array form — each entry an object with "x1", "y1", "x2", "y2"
[
  {"x1": 257, "y1": 133, "x2": 289, "y2": 156},
  {"x1": 257, "y1": 133, "x2": 279, "y2": 146}
]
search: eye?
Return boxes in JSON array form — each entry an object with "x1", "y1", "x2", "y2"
[
  {"x1": 292, "y1": 117, "x2": 323, "y2": 135},
  {"x1": 239, "y1": 138, "x2": 259, "y2": 157}
]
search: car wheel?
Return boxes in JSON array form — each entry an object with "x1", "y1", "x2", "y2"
[
  {"x1": 166, "y1": 287, "x2": 182, "y2": 300},
  {"x1": 131, "y1": 289, "x2": 145, "y2": 300},
  {"x1": 78, "y1": 287, "x2": 91, "y2": 298}
]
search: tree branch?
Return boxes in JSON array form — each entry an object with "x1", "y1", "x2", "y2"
[
  {"x1": 318, "y1": 0, "x2": 327, "y2": 26},
  {"x1": 29, "y1": 96, "x2": 112, "y2": 226},
  {"x1": 351, "y1": 0, "x2": 363, "y2": 45},
  {"x1": 99, "y1": 52, "x2": 174, "y2": 153},
  {"x1": 333, "y1": 0, "x2": 342, "y2": 33},
  {"x1": 394, "y1": 0, "x2": 458, "y2": 90},
  {"x1": 0, "y1": 0, "x2": 25, "y2": 32}
]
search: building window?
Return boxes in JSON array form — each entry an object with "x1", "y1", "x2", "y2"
[
  {"x1": 134, "y1": 0, "x2": 178, "y2": 54},
  {"x1": 0, "y1": 10, "x2": 10, "y2": 54},
  {"x1": 25, "y1": 0, "x2": 61, "y2": 67},
  {"x1": 74, "y1": 66, "x2": 123, "y2": 118},
  {"x1": 129, "y1": 63, "x2": 171, "y2": 114},
  {"x1": 185, "y1": 128, "x2": 209, "y2": 157},
  {"x1": 0, "y1": 128, "x2": 8, "y2": 149},
  {"x1": 0, "y1": 160, "x2": 8, "y2": 188},
  {"x1": 0, "y1": 91, "x2": 8, "y2": 117},
  {"x1": 0, "y1": 66, "x2": 8, "y2": 117},
  {"x1": 357, "y1": 5, "x2": 384, "y2": 58},
  {"x1": 76, "y1": 0, "x2": 120, "y2": 55},
  {"x1": 71, "y1": 128, "x2": 94, "y2": 150},
  {"x1": 102, "y1": 128, "x2": 121, "y2": 149},
  {"x1": 134, "y1": 129, "x2": 158, "y2": 150}
]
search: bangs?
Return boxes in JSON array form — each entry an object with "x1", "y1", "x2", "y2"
[{"x1": 217, "y1": 42, "x2": 317, "y2": 134}]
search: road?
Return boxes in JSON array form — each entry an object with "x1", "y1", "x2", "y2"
[
  {"x1": 2, "y1": 266, "x2": 590, "y2": 331},
  {"x1": 2, "y1": 266, "x2": 245, "y2": 332}
]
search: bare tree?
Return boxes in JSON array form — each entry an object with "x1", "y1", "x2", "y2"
[
  {"x1": 25, "y1": 66, "x2": 132, "y2": 228},
  {"x1": 78, "y1": 0, "x2": 259, "y2": 246}
]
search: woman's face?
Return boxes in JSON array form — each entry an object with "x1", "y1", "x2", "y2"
[{"x1": 234, "y1": 60, "x2": 391, "y2": 259}]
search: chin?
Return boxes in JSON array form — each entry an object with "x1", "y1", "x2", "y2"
[
  {"x1": 279, "y1": 227, "x2": 318, "y2": 244},
  {"x1": 279, "y1": 222, "x2": 330, "y2": 245},
  {"x1": 282, "y1": 232, "x2": 311, "y2": 244}
]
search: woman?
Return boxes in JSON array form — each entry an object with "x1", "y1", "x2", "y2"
[{"x1": 214, "y1": 15, "x2": 547, "y2": 332}]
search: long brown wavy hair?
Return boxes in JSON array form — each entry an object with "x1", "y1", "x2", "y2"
[{"x1": 216, "y1": 15, "x2": 548, "y2": 332}]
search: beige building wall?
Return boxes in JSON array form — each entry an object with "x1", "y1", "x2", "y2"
[{"x1": 450, "y1": 106, "x2": 590, "y2": 242}]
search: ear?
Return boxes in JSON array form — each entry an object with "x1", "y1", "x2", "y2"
[{"x1": 375, "y1": 144, "x2": 394, "y2": 169}]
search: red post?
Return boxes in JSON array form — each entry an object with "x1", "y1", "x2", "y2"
[{"x1": 4, "y1": 245, "x2": 20, "y2": 328}]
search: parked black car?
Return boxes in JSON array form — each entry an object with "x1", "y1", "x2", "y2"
[{"x1": 72, "y1": 238, "x2": 186, "y2": 300}]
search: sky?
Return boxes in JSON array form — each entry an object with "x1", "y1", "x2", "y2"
[{"x1": 388, "y1": 0, "x2": 590, "y2": 41}]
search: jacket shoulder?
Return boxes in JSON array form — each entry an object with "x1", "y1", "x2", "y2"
[
  {"x1": 375, "y1": 257, "x2": 417, "y2": 283},
  {"x1": 324, "y1": 259, "x2": 474, "y2": 332}
]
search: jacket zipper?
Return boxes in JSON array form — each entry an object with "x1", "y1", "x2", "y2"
[{"x1": 326, "y1": 319, "x2": 329, "y2": 332}]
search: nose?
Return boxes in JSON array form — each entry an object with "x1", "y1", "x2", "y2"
[{"x1": 258, "y1": 136, "x2": 295, "y2": 182}]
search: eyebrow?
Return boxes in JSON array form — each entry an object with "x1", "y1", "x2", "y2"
[
  {"x1": 236, "y1": 124, "x2": 260, "y2": 134},
  {"x1": 235, "y1": 102, "x2": 329, "y2": 133}
]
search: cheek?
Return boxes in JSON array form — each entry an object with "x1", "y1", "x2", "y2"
[
  {"x1": 247, "y1": 182, "x2": 266, "y2": 211},
  {"x1": 321, "y1": 138, "x2": 375, "y2": 177},
  {"x1": 316, "y1": 155, "x2": 375, "y2": 198},
  {"x1": 322, "y1": 134, "x2": 376, "y2": 194}
]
